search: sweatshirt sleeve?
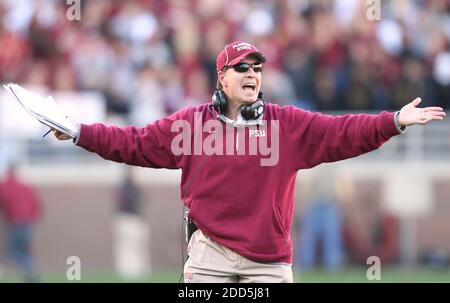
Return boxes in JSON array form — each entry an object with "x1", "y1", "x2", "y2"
[
  {"x1": 75, "y1": 110, "x2": 189, "y2": 169},
  {"x1": 283, "y1": 106, "x2": 401, "y2": 170}
]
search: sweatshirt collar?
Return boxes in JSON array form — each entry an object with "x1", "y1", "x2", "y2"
[{"x1": 217, "y1": 112, "x2": 263, "y2": 127}]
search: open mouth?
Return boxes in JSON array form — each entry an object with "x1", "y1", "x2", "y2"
[{"x1": 242, "y1": 83, "x2": 256, "y2": 92}]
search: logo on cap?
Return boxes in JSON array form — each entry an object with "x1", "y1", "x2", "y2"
[{"x1": 232, "y1": 42, "x2": 253, "y2": 52}]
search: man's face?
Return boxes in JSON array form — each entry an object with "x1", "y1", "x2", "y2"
[{"x1": 218, "y1": 57, "x2": 263, "y2": 105}]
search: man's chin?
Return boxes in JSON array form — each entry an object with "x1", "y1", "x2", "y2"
[{"x1": 240, "y1": 94, "x2": 258, "y2": 103}]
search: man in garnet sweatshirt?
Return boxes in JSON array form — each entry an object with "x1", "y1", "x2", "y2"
[
  {"x1": 54, "y1": 41, "x2": 446, "y2": 283},
  {"x1": 0, "y1": 165, "x2": 41, "y2": 282}
]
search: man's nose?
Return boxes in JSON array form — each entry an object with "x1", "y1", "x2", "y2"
[
  {"x1": 247, "y1": 67, "x2": 258, "y2": 75},
  {"x1": 245, "y1": 68, "x2": 259, "y2": 78}
]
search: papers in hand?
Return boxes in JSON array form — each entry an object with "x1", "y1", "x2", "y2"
[{"x1": 3, "y1": 83, "x2": 78, "y2": 139}]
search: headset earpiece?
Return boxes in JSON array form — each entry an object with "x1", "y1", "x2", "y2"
[
  {"x1": 241, "y1": 91, "x2": 264, "y2": 120},
  {"x1": 241, "y1": 100, "x2": 264, "y2": 120},
  {"x1": 212, "y1": 90, "x2": 227, "y2": 115}
]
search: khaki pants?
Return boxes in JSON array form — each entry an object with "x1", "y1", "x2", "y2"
[{"x1": 184, "y1": 230, "x2": 293, "y2": 283}]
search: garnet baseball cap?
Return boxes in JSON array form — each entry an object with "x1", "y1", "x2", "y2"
[{"x1": 216, "y1": 41, "x2": 266, "y2": 72}]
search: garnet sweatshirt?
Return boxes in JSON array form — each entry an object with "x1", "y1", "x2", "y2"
[
  {"x1": 76, "y1": 103, "x2": 401, "y2": 264},
  {"x1": 0, "y1": 171, "x2": 41, "y2": 225}
]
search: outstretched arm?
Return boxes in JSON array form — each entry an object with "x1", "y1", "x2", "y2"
[
  {"x1": 53, "y1": 120, "x2": 179, "y2": 169},
  {"x1": 288, "y1": 97, "x2": 446, "y2": 170}
]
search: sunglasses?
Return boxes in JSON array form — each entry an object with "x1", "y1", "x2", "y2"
[{"x1": 228, "y1": 62, "x2": 263, "y2": 73}]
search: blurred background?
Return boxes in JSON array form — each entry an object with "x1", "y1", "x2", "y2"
[{"x1": 0, "y1": 0, "x2": 449, "y2": 282}]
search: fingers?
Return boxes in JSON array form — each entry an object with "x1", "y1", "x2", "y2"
[
  {"x1": 53, "y1": 130, "x2": 71, "y2": 140},
  {"x1": 411, "y1": 98, "x2": 422, "y2": 107},
  {"x1": 424, "y1": 111, "x2": 446, "y2": 118},
  {"x1": 421, "y1": 112, "x2": 446, "y2": 124},
  {"x1": 424, "y1": 107, "x2": 444, "y2": 112},
  {"x1": 426, "y1": 115, "x2": 445, "y2": 123},
  {"x1": 431, "y1": 111, "x2": 446, "y2": 117}
]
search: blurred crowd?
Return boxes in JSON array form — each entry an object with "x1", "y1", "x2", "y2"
[{"x1": 0, "y1": 0, "x2": 449, "y2": 125}]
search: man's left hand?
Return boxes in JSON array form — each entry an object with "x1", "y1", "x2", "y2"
[{"x1": 398, "y1": 98, "x2": 446, "y2": 127}]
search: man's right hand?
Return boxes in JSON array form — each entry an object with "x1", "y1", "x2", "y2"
[{"x1": 53, "y1": 129, "x2": 73, "y2": 140}]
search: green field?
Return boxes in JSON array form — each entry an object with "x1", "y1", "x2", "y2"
[{"x1": 1, "y1": 267, "x2": 449, "y2": 283}]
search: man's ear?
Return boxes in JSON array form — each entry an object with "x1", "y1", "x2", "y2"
[{"x1": 218, "y1": 71, "x2": 226, "y2": 88}]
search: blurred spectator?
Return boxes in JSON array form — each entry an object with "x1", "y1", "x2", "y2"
[
  {"x1": 129, "y1": 63, "x2": 166, "y2": 126},
  {"x1": 297, "y1": 172, "x2": 344, "y2": 272},
  {"x1": 343, "y1": 190, "x2": 399, "y2": 266},
  {"x1": 113, "y1": 167, "x2": 151, "y2": 279},
  {"x1": 0, "y1": 20, "x2": 29, "y2": 82},
  {"x1": 117, "y1": 167, "x2": 141, "y2": 215},
  {"x1": 420, "y1": 248, "x2": 450, "y2": 269},
  {"x1": 0, "y1": 164, "x2": 41, "y2": 283},
  {"x1": 391, "y1": 55, "x2": 428, "y2": 109}
]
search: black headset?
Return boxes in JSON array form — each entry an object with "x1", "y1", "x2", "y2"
[{"x1": 212, "y1": 89, "x2": 265, "y2": 120}]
